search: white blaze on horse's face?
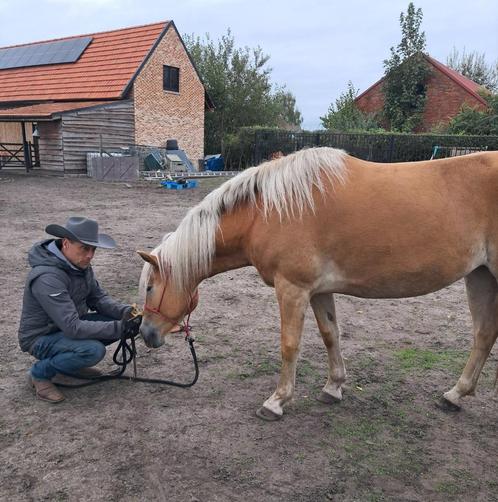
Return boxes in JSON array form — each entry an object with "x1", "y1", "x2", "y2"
[{"x1": 137, "y1": 251, "x2": 184, "y2": 348}]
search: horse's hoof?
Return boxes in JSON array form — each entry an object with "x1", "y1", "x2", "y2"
[
  {"x1": 436, "y1": 397, "x2": 461, "y2": 412},
  {"x1": 256, "y1": 406, "x2": 282, "y2": 421},
  {"x1": 316, "y1": 391, "x2": 341, "y2": 405}
]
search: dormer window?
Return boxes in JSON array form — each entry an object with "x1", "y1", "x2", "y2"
[{"x1": 163, "y1": 65, "x2": 179, "y2": 92}]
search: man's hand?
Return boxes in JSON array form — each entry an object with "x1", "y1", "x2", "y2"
[
  {"x1": 121, "y1": 307, "x2": 143, "y2": 339},
  {"x1": 122, "y1": 315, "x2": 142, "y2": 339}
]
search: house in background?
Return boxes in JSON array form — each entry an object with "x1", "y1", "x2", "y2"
[
  {"x1": 355, "y1": 54, "x2": 488, "y2": 132},
  {"x1": 0, "y1": 21, "x2": 213, "y2": 174}
]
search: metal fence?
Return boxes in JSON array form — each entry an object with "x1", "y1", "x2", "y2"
[{"x1": 243, "y1": 130, "x2": 498, "y2": 168}]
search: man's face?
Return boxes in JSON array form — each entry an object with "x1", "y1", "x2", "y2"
[{"x1": 62, "y1": 238, "x2": 96, "y2": 269}]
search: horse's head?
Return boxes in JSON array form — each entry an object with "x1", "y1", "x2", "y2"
[{"x1": 137, "y1": 250, "x2": 199, "y2": 348}]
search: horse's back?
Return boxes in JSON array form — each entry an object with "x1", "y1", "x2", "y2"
[{"x1": 249, "y1": 151, "x2": 498, "y2": 298}]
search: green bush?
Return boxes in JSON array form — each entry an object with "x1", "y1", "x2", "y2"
[{"x1": 447, "y1": 94, "x2": 498, "y2": 135}]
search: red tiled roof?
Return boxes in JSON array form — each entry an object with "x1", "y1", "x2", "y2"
[
  {"x1": 0, "y1": 21, "x2": 168, "y2": 103},
  {"x1": 0, "y1": 101, "x2": 119, "y2": 120},
  {"x1": 355, "y1": 53, "x2": 488, "y2": 106}
]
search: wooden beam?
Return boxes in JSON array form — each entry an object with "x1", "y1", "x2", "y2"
[{"x1": 21, "y1": 122, "x2": 32, "y2": 171}]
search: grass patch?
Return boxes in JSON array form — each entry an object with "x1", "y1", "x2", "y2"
[
  {"x1": 486, "y1": 480, "x2": 498, "y2": 492},
  {"x1": 364, "y1": 491, "x2": 387, "y2": 502},
  {"x1": 394, "y1": 348, "x2": 466, "y2": 373},
  {"x1": 227, "y1": 358, "x2": 280, "y2": 380},
  {"x1": 354, "y1": 353, "x2": 378, "y2": 371},
  {"x1": 333, "y1": 419, "x2": 381, "y2": 442},
  {"x1": 47, "y1": 490, "x2": 69, "y2": 502},
  {"x1": 435, "y1": 481, "x2": 460, "y2": 496},
  {"x1": 228, "y1": 354, "x2": 322, "y2": 382},
  {"x1": 296, "y1": 358, "x2": 321, "y2": 380},
  {"x1": 326, "y1": 401, "x2": 430, "y2": 483}
]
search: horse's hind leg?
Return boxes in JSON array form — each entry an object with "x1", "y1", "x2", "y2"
[
  {"x1": 443, "y1": 266, "x2": 498, "y2": 409},
  {"x1": 310, "y1": 293, "x2": 346, "y2": 403},
  {"x1": 257, "y1": 276, "x2": 309, "y2": 421}
]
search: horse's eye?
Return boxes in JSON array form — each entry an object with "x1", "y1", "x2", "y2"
[{"x1": 146, "y1": 286, "x2": 152, "y2": 292}]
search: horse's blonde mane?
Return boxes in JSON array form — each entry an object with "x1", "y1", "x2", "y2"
[{"x1": 140, "y1": 147, "x2": 347, "y2": 294}]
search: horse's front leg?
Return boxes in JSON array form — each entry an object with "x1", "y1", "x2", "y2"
[{"x1": 256, "y1": 276, "x2": 310, "y2": 421}]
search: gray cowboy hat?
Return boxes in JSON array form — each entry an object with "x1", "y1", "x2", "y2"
[{"x1": 45, "y1": 216, "x2": 116, "y2": 249}]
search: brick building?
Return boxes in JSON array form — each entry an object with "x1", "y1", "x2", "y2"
[
  {"x1": 355, "y1": 54, "x2": 488, "y2": 132},
  {"x1": 0, "y1": 21, "x2": 213, "y2": 174}
]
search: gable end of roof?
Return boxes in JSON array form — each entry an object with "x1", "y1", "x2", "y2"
[
  {"x1": 123, "y1": 21, "x2": 215, "y2": 110},
  {"x1": 355, "y1": 53, "x2": 488, "y2": 107},
  {"x1": 423, "y1": 54, "x2": 488, "y2": 106}
]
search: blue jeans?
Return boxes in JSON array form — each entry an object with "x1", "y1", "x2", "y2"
[{"x1": 29, "y1": 314, "x2": 119, "y2": 381}]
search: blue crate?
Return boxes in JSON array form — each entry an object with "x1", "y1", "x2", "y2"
[{"x1": 161, "y1": 180, "x2": 198, "y2": 190}]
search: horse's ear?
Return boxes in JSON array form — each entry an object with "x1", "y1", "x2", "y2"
[{"x1": 137, "y1": 250, "x2": 159, "y2": 269}]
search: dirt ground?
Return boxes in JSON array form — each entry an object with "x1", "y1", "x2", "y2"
[{"x1": 0, "y1": 172, "x2": 497, "y2": 502}]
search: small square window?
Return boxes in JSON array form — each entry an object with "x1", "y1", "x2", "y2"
[{"x1": 163, "y1": 65, "x2": 179, "y2": 92}]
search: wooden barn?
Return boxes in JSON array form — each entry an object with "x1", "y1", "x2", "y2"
[
  {"x1": 0, "y1": 21, "x2": 213, "y2": 175},
  {"x1": 355, "y1": 54, "x2": 489, "y2": 132}
]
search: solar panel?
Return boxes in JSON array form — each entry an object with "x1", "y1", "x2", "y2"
[{"x1": 0, "y1": 36, "x2": 92, "y2": 70}]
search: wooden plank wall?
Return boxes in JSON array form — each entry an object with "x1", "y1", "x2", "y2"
[
  {"x1": 0, "y1": 122, "x2": 33, "y2": 142},
  {"x1": 38, "y1": 121, "x2": 64, "y2": 172},
  {"x1": 61, "y1": 101, "x2": 135, "y2": 174}
]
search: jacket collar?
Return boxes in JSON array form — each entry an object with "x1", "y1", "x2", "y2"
[{"x1": 47, "y1": 240, "x2": 81, "y2": 271}]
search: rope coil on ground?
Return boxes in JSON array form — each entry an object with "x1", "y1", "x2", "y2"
[{"x1": 56, "y1": 334, "x2": 199, "y2": 389}]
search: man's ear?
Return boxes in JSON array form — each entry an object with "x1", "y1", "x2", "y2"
[{"x1": 137, "y1": 250, "x2": 159, "y2": 269}]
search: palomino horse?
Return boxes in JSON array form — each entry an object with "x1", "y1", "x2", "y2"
[{"x1": 138, "y1": 147, "x2": 498, "y2": 421}]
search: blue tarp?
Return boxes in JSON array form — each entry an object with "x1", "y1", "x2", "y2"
[{"x1": 204, "y1": 154, "x2": 224, "y2": 171}]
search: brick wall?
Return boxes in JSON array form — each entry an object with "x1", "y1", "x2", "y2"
[
  {"x1": 133, "y1": 24, "x2": 205, "y2": 165},
  {"x1": 422, "y1": 70, "x2": 487, "y2": 129},
  {"x1": 355, "y1": 82, "x2": 384, "y2": 117},
  {"x1": 356, "y1": 65, "x2": 487, "y2": 131}
]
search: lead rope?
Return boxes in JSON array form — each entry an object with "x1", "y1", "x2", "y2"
[{"x1": 56, "y1": 315, "x2": 198, "y2": 389}]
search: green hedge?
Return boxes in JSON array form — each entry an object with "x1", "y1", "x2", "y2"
[{"x1": 223, "y1": 127, "x2": 498, "y2": 169}]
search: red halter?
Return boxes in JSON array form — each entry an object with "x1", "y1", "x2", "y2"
[{"x1": 143, "y1": 285, "x2": 194, "y2": 336}]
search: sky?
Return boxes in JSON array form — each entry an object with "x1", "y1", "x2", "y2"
[{"x1": 0, "y1": 0, "x2": 497, "y2": 130}]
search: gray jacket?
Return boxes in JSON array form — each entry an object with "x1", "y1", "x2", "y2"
[{"x1": 18, "y1": 239, "x2": 130, "y2": 352}]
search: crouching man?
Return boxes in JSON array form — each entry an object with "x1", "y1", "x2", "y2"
[{"x1": 18, "y1": 216, "x2": 139, "y2": 403}]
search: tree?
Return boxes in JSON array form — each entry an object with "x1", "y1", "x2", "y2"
[
  {"x1": 272, "y1": 87, "x2": 303, "y2": 131},
  {"x1": 184, "y1": 30, "x2": 302, "y2": 154},
  {"x1": 320, "y1": 81, "x2": 380, "y2": 131},
  {"x1": 382, "y1": 2, "x2": 430, "y2": 132},
  {"x1": 446, "y1": 47, "x2": 498, "y2": 92},
  {"x1": 447, "y1": 93, "x2": 498, "y2": 135}
]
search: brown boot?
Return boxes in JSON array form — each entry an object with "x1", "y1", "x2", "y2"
[{"x1": 29, "y1": 375, "x2": 65, "y2": 403}]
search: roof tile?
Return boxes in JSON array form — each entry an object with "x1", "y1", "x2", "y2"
[
  {"x1": 0, "y1": 21, "x2": 168, "y2": 103},
  {"x1": 0, "y1": 101, "x2": 119, "y2": 119}
]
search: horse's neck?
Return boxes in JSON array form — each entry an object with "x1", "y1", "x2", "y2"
[{"x1": 208, "y1": 205, "x2": 255, "y2": 277}]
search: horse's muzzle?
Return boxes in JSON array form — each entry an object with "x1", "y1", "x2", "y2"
[{"x1": 140, "y1": 322, "x2": 165, "y2": 348}]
